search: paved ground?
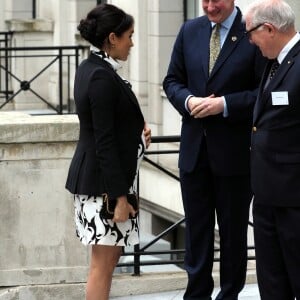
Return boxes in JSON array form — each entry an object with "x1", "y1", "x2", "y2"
[{"x1": 112, "y1": 284, "x2": 260, "y2": 299}]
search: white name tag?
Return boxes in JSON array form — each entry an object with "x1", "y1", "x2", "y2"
[{"x1": 271, "y1": 91, "x2": 289, "y2": 105}]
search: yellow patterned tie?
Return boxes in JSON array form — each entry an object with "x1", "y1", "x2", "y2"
[{"x1": 209, "y1": 23, "x2": 221, "y2": 74}]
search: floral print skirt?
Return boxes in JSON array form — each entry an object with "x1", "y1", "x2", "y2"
[{"x1": 73, "y1": 194, "x2": 139, "y2": 246}]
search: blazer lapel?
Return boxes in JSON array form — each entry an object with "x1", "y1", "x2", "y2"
[
  {"x1": 114, "y1": 73, "x2": 143, "y2": 114},
  {"x1": 88, "y1": 54, "x2": 142, "y2": 114}
]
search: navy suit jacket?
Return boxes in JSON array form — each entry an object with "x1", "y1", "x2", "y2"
[
  {"x1": 66, "y1": 53, "x2": 144, "y2": 199},
  {"x1": 251, "y1": 40, "x2": 300, "y2": 206},
  {"x1": 163, "y1": 8, "x2": 266, "y2": 175}
]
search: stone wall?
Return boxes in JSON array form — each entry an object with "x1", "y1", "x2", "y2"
[{"x1": 0, "y1": 112, "x2": 89, "y2": 287}]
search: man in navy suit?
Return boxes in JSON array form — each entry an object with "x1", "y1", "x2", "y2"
[
  {"x1": 163, "y1": 0, "x2": 266, "y2": 299},
  {"x1": 244, "y1": 0, "x2": 300, "y2": 299}
]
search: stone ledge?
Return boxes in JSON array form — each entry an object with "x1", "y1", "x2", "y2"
[
  {"x1": 0, "y1": 267, "x2": 88, "y2": 287},
  {"x1": 5, "y1": 19, "x2": 54, "y2": 32},
  {"x1": 0, "y1": 112, "x2": 79, "y2": 143}
]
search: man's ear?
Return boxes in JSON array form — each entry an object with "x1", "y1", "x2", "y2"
[{"x1": 265, "y1": 23, "x2": 275, "y2": 34}]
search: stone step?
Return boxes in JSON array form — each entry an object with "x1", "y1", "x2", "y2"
[{"x1": 0, "y1": 270, "x2": 257, "y2": 300}]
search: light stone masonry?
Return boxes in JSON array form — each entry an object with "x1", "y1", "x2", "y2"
[{"x1": 0, "y1": 112, "x2": 90, "y2": 287}]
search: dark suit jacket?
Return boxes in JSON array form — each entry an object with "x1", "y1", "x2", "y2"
[
  {"x1": 163, "y1": 7, "x2": 266, "y2": 176},
  {"x1": 251, "y1": 41, "x2": 300, "y2": 206},
  {"x1": 66, "y1": 53, "x2": 144, "y2": 199}
]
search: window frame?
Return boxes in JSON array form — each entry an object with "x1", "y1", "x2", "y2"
[{"x1": 184, "y1": 0, "x2": 200, "y2": 21}]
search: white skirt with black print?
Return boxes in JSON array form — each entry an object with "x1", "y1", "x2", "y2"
[
  {"x1": 73, "y1": 194, "x2": 139, "y2": 246},
  {"x1": 73, "y1": 134, "x2": 145, "y2": 246}
]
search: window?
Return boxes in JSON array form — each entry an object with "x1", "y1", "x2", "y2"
[
  {"x1": 97, "y1": 0, "x2": 107, "y2": 4},
  {"x1": 184, "y1": 0, "x2": 200, "y2": 21}
]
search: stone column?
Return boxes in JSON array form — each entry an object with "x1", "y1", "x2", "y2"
[{"x1": 147, "y1": 0, "x2": 183, "y2": 136}]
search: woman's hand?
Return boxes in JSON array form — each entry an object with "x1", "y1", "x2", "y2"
[
  {"x1": 143, "y1": 123, "x2": 151, "y2": 149},
  {"x1": 112, "y1": 195, "x2": 136, "y2": 222}
]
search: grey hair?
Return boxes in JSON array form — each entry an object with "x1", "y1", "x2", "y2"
[{"x1": 244, "y1": 0, "x2": 295, "y2": 32}]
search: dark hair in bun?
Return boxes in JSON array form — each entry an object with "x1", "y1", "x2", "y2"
[{"x1": 77, "y1": 3, "x2": 134, "y2": 49}]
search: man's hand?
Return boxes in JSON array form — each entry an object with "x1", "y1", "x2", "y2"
[{"x1": 188, "y1": 95, "x2": 224, "y2": 118}]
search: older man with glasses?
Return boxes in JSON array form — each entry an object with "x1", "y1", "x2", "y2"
[{"x1": 244, "y1": 0, "x2": 300, "y2": 299}]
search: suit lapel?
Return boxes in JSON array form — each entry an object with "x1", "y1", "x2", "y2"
[
  {"x1": 254, "y1": 41, "x2": 300, "y2": 123},
  {"x1": 200, "y1": 21, "x2": 212, "y2": 79},
  {"x1": 253, "y1": 61, "x2": 273, "y2": 123},
  {"x1": 266, "y1": 44, "x2": 300, "y2": 92},
  {"x1": 209, "y1": 8, "x2": 244, "y2": 77}
]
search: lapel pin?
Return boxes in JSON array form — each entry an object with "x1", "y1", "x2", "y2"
[{"x1": 231, "y1": 36, "x2": 237, "y2": 42}]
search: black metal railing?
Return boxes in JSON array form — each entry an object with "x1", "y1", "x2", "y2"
[
  {"x1": 0, "y1": 45, "x2": 87, "y2": 114},
  {"x1": 119, "y1": 135, "x2": 255, "y2": 275},
  {"x1": 32, "y1": 0, "x2": 37, "y2": 18},
  {"x1": 0, "y1": 31, "x2": 14, "y2": 102}
]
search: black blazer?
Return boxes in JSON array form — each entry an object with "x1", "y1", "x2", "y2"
[
  {"x1": 251, "y1": 41, "x2": 300, "y2": 206},
  {"x1": 163, "y1": 7, "x2": 266, "y2": 175},
  {"x1": 66, "y1": 53, "x2": 144, "y2": 199}
]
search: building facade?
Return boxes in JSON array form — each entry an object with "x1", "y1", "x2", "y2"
[{"x1": 1, "y1": 0, "x2": 300, "y2": 250}]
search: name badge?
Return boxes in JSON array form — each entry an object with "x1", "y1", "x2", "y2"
[{"x1": 271, "y1": 91, "x2": 289, "y2": 105}]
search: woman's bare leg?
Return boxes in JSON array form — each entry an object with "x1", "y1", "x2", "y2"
[{"x1": 86, "y1": 245, "x2": 122, "y2": 300}]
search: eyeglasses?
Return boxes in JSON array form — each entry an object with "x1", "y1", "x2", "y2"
[{"x1": 244, "y1": 23, "x2": 265, "y2": 36}]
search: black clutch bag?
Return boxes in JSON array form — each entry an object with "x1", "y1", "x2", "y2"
[{"x1": 100, "y1": 193, "x2": 139, "y2": 219}]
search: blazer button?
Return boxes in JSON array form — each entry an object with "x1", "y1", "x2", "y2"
[{"x1": 252, "y1": 126, "x2": 257, "y2": 132}]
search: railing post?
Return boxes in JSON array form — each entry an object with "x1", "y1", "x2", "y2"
[
  {"x1": 32, "y1": 0, "x2": 36, "y2": 19},
  {"x1": 58, "y1": 48, "x2": 63, "y2": 114},
  {"x1": 132, "y1": 172, "x2": 141, "y2": 276},
  {"x1": 67, "y1": 55, "x2": 71, "y2": 113},
  {"x1": 75, "y1": 47, "x2": 80, "y2": 69},
  {"x1": 5, "y1": 33, "x2": 10, "y2": 102},
  {"x1": 133, "y1": 244, "x2": 141, "y2": 276}
]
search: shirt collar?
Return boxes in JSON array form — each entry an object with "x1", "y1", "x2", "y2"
[
  {"x1": 277, "y1": 32, "x2": 300, "y2": 64},
  {"x1": 211, "y1": 6, "x2": 237, "y2": 30},
  {"x1": 90, "y1": 45, "x2": 122, "y2": 71}
]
